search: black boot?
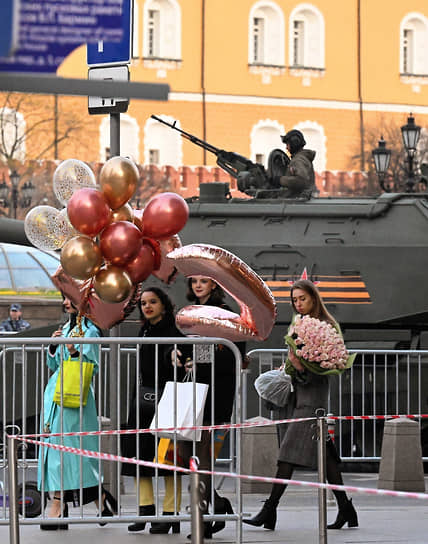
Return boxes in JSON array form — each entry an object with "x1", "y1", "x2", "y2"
[
  {"x1": 243, "y1": 499, "x2": 277, "y2": 530},
  {"x1": 328, "y1": 498, "x2": 358, "y2": 529},
  {"x1": 98, "y1": 489, "x2": 118, "y2": 526},
  {"x1": 127, "y1": 504, "x2": 155, "y2": 532},
  {"x1": 211, "y1": 496, "x2": 234, "y2": 534},
  {"x1": 149, "y1": 511, "x2": 180, "y2": 534}
]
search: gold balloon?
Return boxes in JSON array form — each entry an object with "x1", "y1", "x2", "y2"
[
  {"x1": 93, "y1": 265, "x2": 133, "y2": 303},
  {"x1": 99, "y1": 156, "x2": 139, "y2": 210},
  {"x1": 110, "y1": 203, "x2": 134, "y2": 223},
  {"x1": 60, "y1": 236, "x2": 103, "y2": 281}
]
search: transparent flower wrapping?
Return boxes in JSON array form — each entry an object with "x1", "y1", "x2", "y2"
[{"x1": 285, "y1": 315, "x2": 356, "y2": 375}]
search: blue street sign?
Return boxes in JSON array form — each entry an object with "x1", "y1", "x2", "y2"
[
  {"x1": 0, "y1": 0, "x2": 125, "y2": 73},
  {"x1": 0, "y1": 0, "x2": 17, "y2": 58},
  {"x1": 87, "y1": 0, "x2": 131, "y2": 66}
]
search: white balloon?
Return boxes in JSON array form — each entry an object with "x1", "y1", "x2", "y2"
[
  {"x1": 53, "y1": 159, "x2": 96, "y2": 206},
  {"x1": 24, "y1": 206, "x2": 62, "y2": 251}
]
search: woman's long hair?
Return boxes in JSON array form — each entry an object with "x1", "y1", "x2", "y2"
[
  {"x1": 61, "y1": 295, "x2": 102, "y2": 336},
  {"x1": 290, "y1": 279, "x2": 336, "y2": 325},
  {"x1": 186, "y1": 276, "x2": 225, "y2": 305},
  {"x1": 138, "y1": 286, "x2": 175, "y2": 325}
]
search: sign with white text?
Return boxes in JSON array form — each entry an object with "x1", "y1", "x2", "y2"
[{"x1": 0, "y1": 0, "x2": 125, "y2": 73}]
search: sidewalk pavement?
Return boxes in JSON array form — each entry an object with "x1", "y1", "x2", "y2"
[{"x1": 2, "y1": 471, "x2": 428, "y2": 544}]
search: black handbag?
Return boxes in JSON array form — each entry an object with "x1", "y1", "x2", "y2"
[{"x1": 139, "y1": 382, "x2": 157, "y2": 412}]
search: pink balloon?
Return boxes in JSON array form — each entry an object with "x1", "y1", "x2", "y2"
[
  {"x1": 152, "y1": 234, "x2": 182, "y2": 284},
  {"x1": 51, "y1": 266, "x2": 140, "y2": 330},
  {"x1": 67, "y1": 188, "x2": 111, "y2": 237},
  {"x1": 142, "y1": 192, "x2": 189, "y2": 240},
  {"x1": 99, "y1": 221, "x2": 143, "y2": 266},
  {"x1": 124, "y1": 242, "x2": 156, "y2": 284},
  {"x1": 167, "y1": 244, "x2": 277, "y2": 341}
]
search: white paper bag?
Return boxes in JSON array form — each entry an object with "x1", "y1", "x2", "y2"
[{"x1": 150, "y1": 380, "x2": 209, "y2": 441}]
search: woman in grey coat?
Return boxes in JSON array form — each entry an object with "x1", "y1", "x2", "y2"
[{"x1": 243, "y1": 279, "x2": 358, "y2": 532}]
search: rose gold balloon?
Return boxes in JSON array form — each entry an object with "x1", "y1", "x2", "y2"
[
  {"x1": 99, "y1": 221, "x2": 143, "y2": 266},
  {"x1": 110, "y1": 203, "x2": 134, "y2": 224},
  {"x1": 133, "y1": 208, "x2": 144, "y2": 231},
  {"x1": 67, "y1": 188, "x2": 111, "y2": 237},
  {"x1": 142, "y1": 192, "x2": 189, "y2": 240},
  {"x1": 152, "y1": 234, "x2": 182, "y2": 284},
  {"x1": 99, "y1": 156, "x2": 139, "y2": 210},
  {"x1": 167, "y1": 243, "x2": 277, "y2": 341},
  {"x1": 51, "y1": 267, "x2": 140, "y2": 329},
  {"x1": 93, "y1": 265, "x2": 133, "y2": 303},
  {"x1": 124, "y1": 242, "x2": 156, "y2": 284},
  {"x1": 60, "y1": 236, "x2": 103, "y2": 281}
]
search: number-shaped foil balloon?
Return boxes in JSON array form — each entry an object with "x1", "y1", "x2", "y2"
[{"x1": 167, "y1": 244, "x2": 277, "y2": 341}]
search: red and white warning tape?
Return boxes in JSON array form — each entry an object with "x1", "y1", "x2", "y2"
[
  {"x1": 17, "y1": 412, "x2": 428, "y2": 440},
  {"x1": 13, "y1": 434, "x2": 428, "y2": 502}
]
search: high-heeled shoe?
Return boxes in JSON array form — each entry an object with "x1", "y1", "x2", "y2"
[
  {"x1": 187, "y1": 521, "x2": 213, "y2": 540},
  {"x1": 40, "y1": 498, "x2": 69, "y2": 531},
  {"x1": 128, "y1": 504, "x2": 155, "y2": 532},
  {"x1": 327, "y1": 498, "x2": 358, "y2": 529},
  {"x1": 149, "y1": 511, "x2": 180, "y2": 534},
  {"x1": 211, "y1": 496, "x2": 234, "y2": 534},
  {"x1": 98, "y1": 489, "x2": 118, "y2": 526},
  {"x1": 242, "y1": 499, "x2": 277, "y2": 530}
]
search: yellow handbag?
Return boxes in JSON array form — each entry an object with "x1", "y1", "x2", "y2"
[{"x1": 53, "y1": 357, "x2": 94, "y2": 408}]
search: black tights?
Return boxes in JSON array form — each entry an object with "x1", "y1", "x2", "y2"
[{"x1": 268, "y1": 448, "x2": 348, "y2": 510}]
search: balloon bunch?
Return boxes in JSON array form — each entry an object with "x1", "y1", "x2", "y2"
[{"x1": 24, "y1": 157, "x2": 189, "y2": 311}]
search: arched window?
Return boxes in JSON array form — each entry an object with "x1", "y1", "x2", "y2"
[
  {"x1": 250, "y1": 119, "x2": 285, "y2": 167},
  {"x1": 293, "y1": 121, "x2": 326, "y2": 173},
  {"x1": 0, "y1": 108, "x2": 26, "y2": 162},
  {"x1": 99, "y1": 114, "x2": 140, "y2": 163},
  {"x1": 143, "y1": 0, "x2": 181, "y2": 60},
  {"x1": 144, "y1": 115, "x2": 182, "y2": 167},
  {"x1": 400, "y1": 13, "x2": 428, "y2": 75},
  {"x1": 289, "y1": 4, "x2": 325, "y2": 69},
  {"x1": 248, "y1": 2, "x2": 285, "y2": 66}
]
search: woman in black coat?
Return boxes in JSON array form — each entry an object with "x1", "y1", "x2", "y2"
[
  {"x1": 243, "y1": 280, "x2": 358, "y2": 532},
  {"x1": 178, "y1": 276, "x2": 244, "y2": 538},
  {"x1": 121, "y1": 287, "x2": 189, "y2": 535}
]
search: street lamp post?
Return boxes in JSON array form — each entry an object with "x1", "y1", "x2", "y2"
[
  {"x1": 372, "y1": 114, "x2": 426, "y2": 193},
  {"x1": 0, "y1": 170, "x2": 35, "y2": 218}
]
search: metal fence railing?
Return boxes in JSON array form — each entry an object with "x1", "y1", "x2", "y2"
[
  {"x1": 0, "y1": 335, "x2": 242, "y2": 540},
  {"x1": 245, "y1": 349, "x2": 428, "y2": 462}
]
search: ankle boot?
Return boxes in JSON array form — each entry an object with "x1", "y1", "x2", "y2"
[
  {"x1": 242, "y1": 499, "x2": 277, "y2": 530},
  {"x1": 149, "y1": 511, "x2": 180, "y2": 534},
  {"x1": 127, "y1": 504, "x2": 155, "y2": 532},
  {"x1": 327, "y1": 498, "x2": 358, "y2": 529},
  {"x1": 211, "y1": 496, "x2": 234, "y2": 534}
]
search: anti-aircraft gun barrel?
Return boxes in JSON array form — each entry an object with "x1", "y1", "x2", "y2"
[{"x1": 150, "y1": 114, "x2": 269, "y2": 189}]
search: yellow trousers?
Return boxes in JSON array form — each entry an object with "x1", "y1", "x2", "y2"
[{"x1": 137, "y1": 475, "x2": 181, "y2": 512}]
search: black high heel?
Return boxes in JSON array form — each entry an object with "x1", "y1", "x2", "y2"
[
  {"x1": 327, "y1": 498, "x2": 358, "y2": 529},
  {"x1": 242, "y1": 499, "x2": 277, "y2": 530},
  {"x1": 98, "y1": 489, "x2": 118, "y2": 526},
  {"x1": 128, "y1": 504, "x2": 155, "y2": 532},
  {"x1": 211, "y1": 496, "x2": 234, "y2": 534},
  {"x1": 149, "y1": 511, "x2": 180, "y2": 534},
  {"x1": 187, "y1": 521, "x2": 213, "y2": 540},
  {"x1": 40, "y1": 497, "x2": 69, "y2": 531}
]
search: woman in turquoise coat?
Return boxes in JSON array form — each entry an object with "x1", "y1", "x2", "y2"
[{"x1": 38, "y1": 296, "x2": 116, "y2": 529}]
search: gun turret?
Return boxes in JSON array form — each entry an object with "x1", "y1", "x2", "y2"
[{"x1": 151, "y1": 115, "x2": 281, "y2": 196}]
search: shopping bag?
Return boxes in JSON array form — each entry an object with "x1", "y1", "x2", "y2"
[
  {"x1": 211, "y1": 429, "x2": 228, "y2": 460},
  {"x1": 53, "y1": 358, "x2": 94, "y2": 408},
  {"x1": 150, "y1": 380, "x2": 209, "y2": 441},
  {"x1": 155, "y1": 438, "x2": 185, "y2": 466},
  {"x1": 254, "y1": 369, "x2": 293, "y2": 409}
]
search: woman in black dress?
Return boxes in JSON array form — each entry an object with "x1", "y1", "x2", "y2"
[
  {"x1": 243, "y1": 279, "x2": 358, "y2": 532},
  {"x1": 178, "y1": 276, "x2": 244, "y2": 538},
  {"x1": 121, "y1": 287, "x2": 189, "y2": 535}
]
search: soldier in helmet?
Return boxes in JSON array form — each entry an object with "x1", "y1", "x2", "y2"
[{"x1": 278, "y1": 129, "x2": 316, "y2": 199}]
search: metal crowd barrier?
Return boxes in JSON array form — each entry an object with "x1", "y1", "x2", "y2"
[
  {"x1": 0, "y1": 335, "x2": 242, "y2": 542},
  {"x1": 246, "y1": 348, "x2": 428, "y2": 462}
]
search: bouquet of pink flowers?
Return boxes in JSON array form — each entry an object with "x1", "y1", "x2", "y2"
[{"x1": 285, "y1": 315, "x2": 355, "y2": 376}]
